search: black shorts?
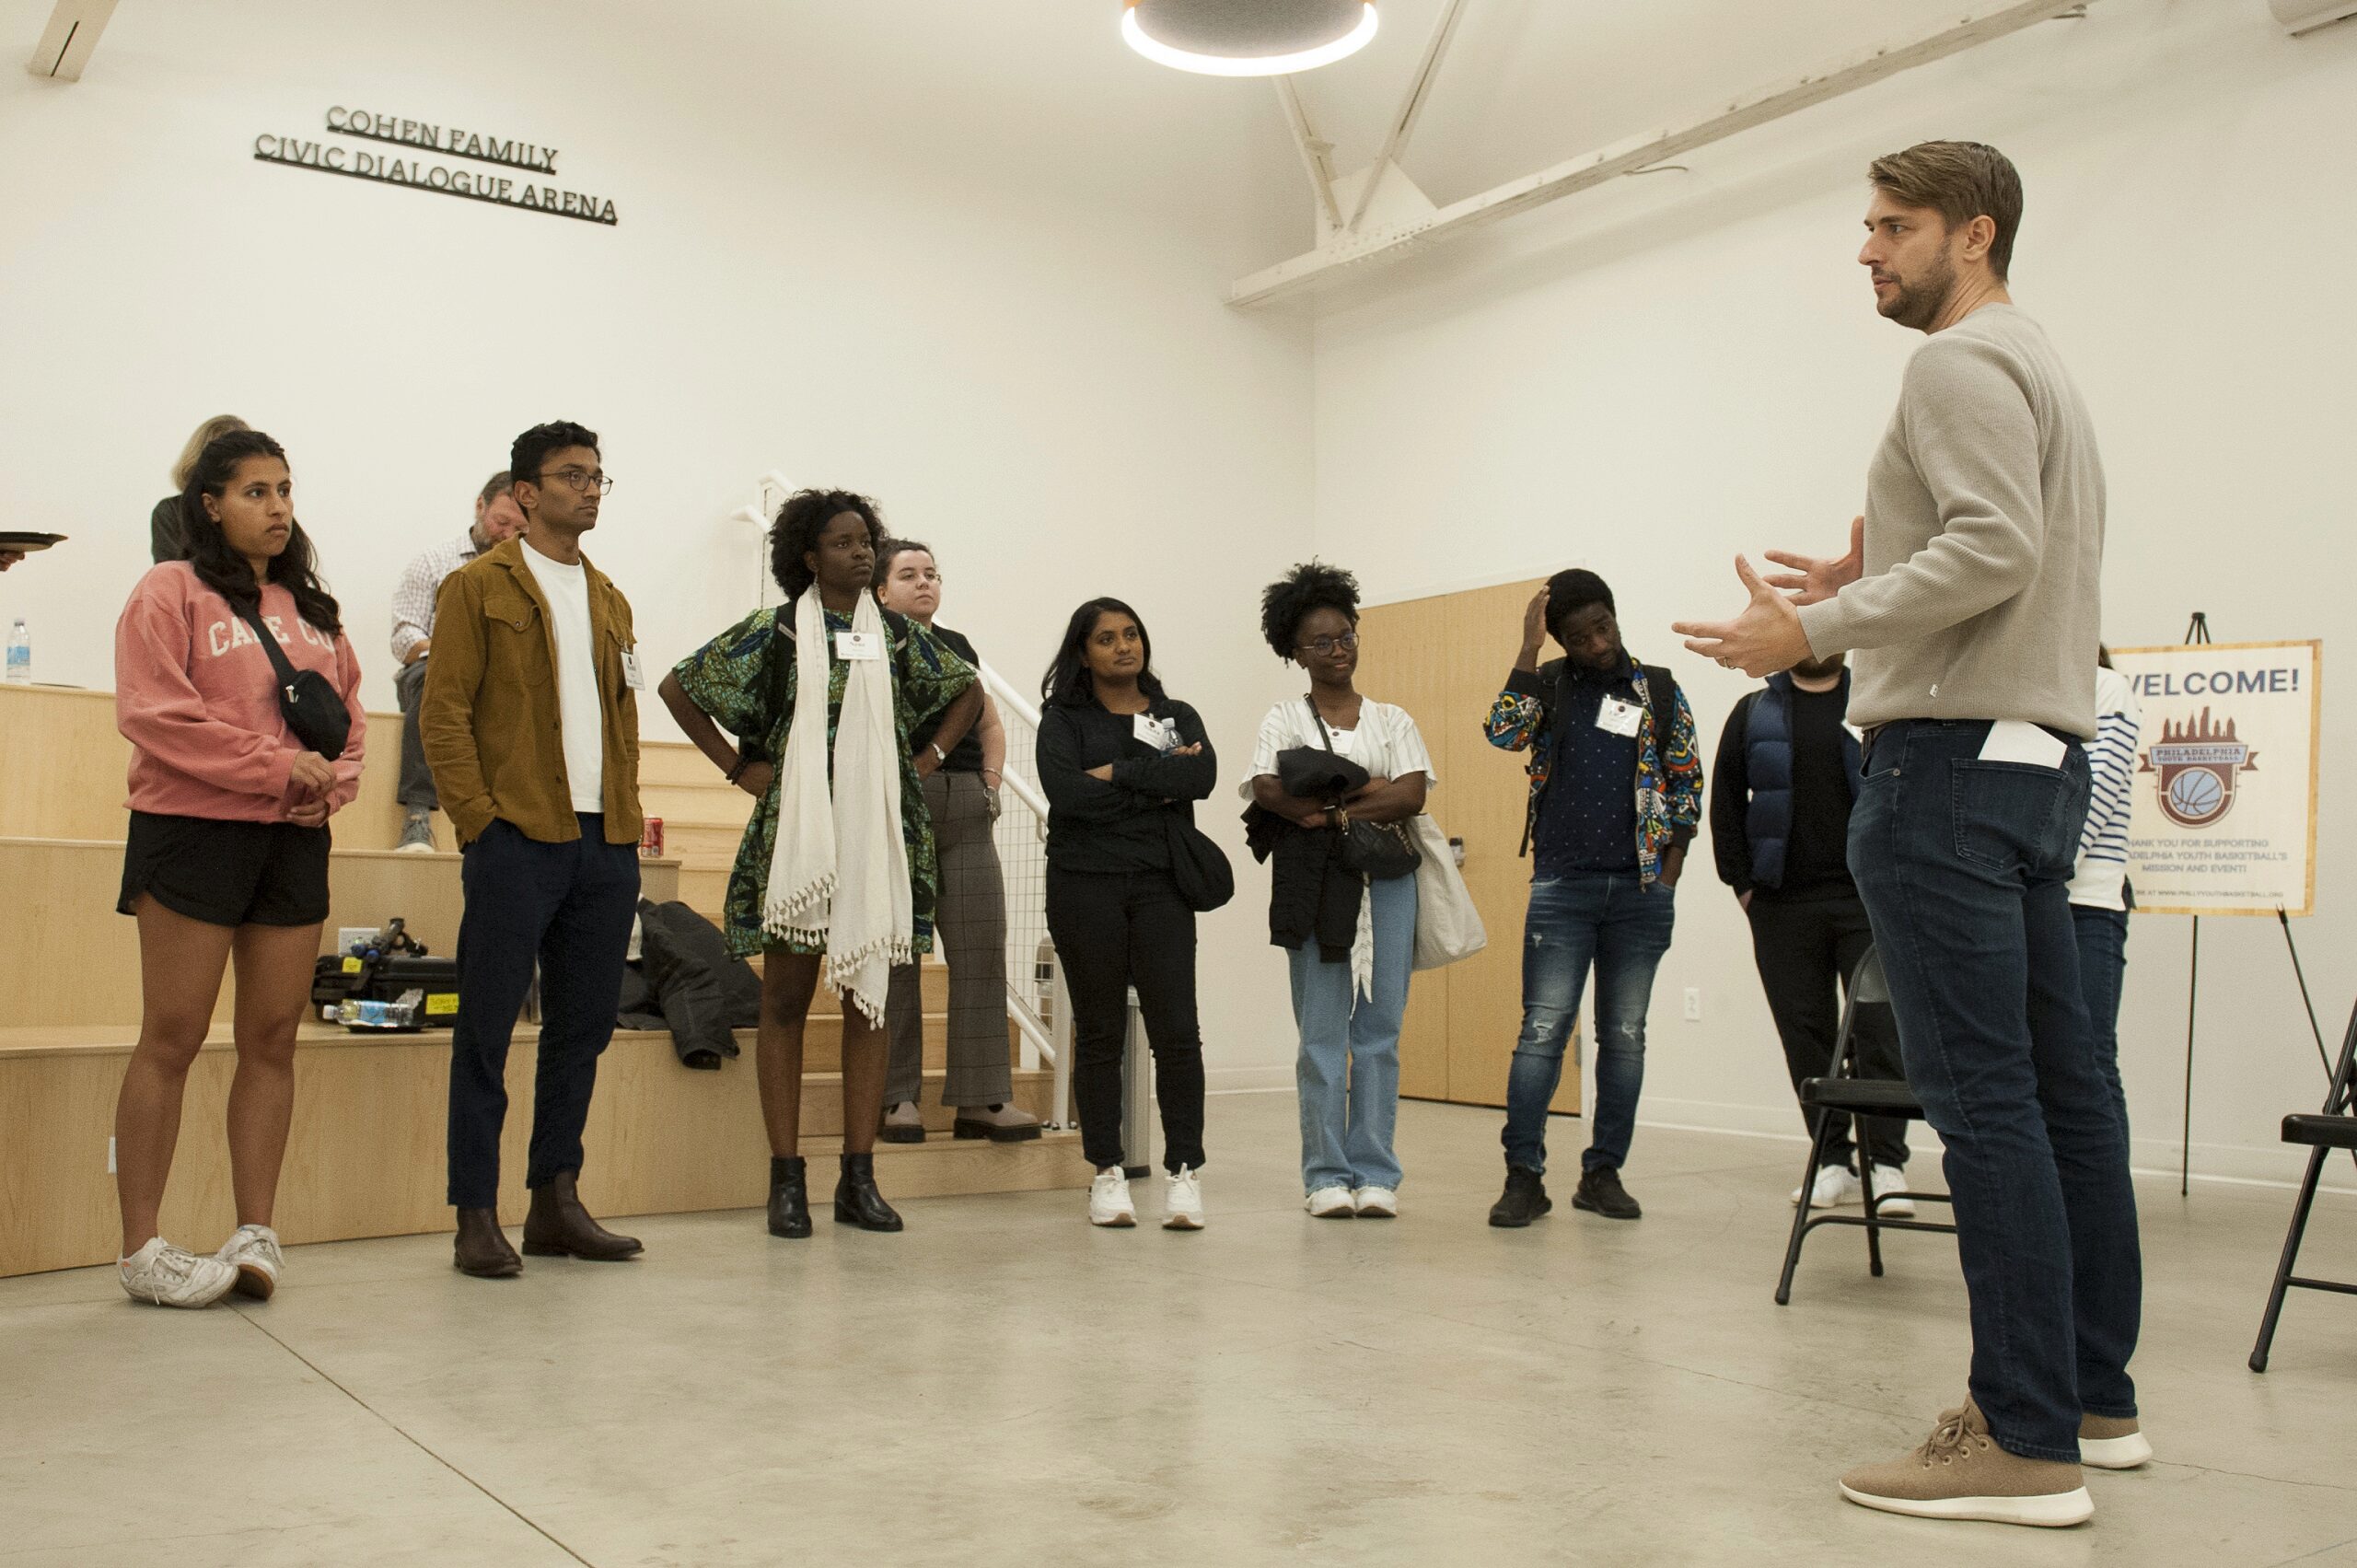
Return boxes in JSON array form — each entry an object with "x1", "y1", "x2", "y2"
[{"x1": 118, "y1": 810, "x2": 331, "y2": 928}]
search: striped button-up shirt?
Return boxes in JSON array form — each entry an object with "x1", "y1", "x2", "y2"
[
  {"x1": 389, "y1": 530, "x2": 491, "y2": 663},
  {"x1": 2068, "y1": 663, "x2": 2141, "y2": 912}
]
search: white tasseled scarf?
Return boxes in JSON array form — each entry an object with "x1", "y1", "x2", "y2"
[{"x1": 761, "y1": 590, "x2": 911, "y2": 1025}]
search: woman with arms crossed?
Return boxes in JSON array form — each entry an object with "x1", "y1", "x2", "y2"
[
  {"x1": 1037, "y1": 598, "x2": 1217, "y2": 1230},
  {"x1": 659, "y1": 491, "x2": 980, "y2": 1239},
  {"x1": 872, "y1": 540, "x2": 1041, "y2": 1144},
  {"x1": 112, "y1": 429, "x2": 365, "y2": 1306}
]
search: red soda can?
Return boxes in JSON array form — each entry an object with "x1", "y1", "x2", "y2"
[{"x1": 639, "y1": 816, "x2": 665, "y2": 858}]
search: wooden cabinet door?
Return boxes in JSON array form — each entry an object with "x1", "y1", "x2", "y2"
[{"x1": 1352, "y1": 594, "x2": 1451, "y2": 1101}]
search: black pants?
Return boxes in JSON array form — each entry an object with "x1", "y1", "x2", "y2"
[
  {"x1": 447, "y1": 815, "x2": 640, "y2": 1208},
  {"x1": 1746, "y1": 891, "x2": 1909, "y2": 1169},
  {"x1": 1044, "y1": 865, "x2": 1205, "y2": 1173},
  {"x1": 394, "y1": 657, "x2": 437, "y2": 810}
]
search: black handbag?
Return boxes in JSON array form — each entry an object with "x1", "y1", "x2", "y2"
[
  {"x1": 233, "y1": 602, "x2": 351, "y2": 760},
  {"x1": 1306, "y1": 697, "x2": 1420, "y2": 880},
  {"x1": 1164, "y1": 811, "x2": 1236, "y2": 912}
]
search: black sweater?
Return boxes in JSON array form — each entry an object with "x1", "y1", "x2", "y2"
[{"x1": 1037, "y1": 695, "x2": 1217, "y2": 873}]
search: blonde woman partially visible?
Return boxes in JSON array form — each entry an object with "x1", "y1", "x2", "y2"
[{"x1": 151, "y1": 414, "x2": 250, "y2": 563}]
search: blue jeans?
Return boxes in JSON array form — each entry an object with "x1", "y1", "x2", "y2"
[
  {"x1": 1850, "y1": 722, "x2": 2141, "y2": 1461},
  {"x1": 1290, "y1": 872, "x2": 1418, "y2": 1192},
  {"x1": 2073, "y1": 903, "x2": 2131, "y2": 1145},
  {"x1": 1501, "y1": 872, "x2": 1677, "y2": 1176}
]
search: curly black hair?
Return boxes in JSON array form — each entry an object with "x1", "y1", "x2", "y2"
[
  {"x1": 1259, "y1": 561, "x2": 1360, "y2": 662},
  {"x1": 771, "y1": 488, "x2": 885, "y2": 599},
  {"x1": 509, "y1": 421, "x2": 598, "y2": 488}
]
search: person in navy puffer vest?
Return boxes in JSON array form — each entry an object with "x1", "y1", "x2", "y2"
[{"x1": 1709, "y1": 654, "x2": 1912, "y2": 1213}]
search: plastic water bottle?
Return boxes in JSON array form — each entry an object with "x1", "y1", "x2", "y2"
[{"x1": 4, "y1": 620, "x2": 28, "y2": 685}]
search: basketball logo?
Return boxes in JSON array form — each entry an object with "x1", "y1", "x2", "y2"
[{"x1": 2141, "y1": 707, "x2": 2256, "y2": 829}]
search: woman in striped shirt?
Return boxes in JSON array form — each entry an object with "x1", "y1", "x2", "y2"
[{"x1": 2068, "y1": 649, "x2": 2142, "y2": 1133}]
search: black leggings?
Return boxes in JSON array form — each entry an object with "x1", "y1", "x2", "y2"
[{"x1": 1045, "y1": 865, "x2": 1206, "y2": 1172}]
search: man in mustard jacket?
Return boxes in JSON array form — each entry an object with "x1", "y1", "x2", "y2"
[{"x1": 422, "y1": 419, "x2": 646, "y2": 1278}]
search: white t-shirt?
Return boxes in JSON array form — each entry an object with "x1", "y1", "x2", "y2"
[
  {"x1": 517, "y1": 541, "x2": 605, "y2": 815},
  {"x1": 1251, "y1": 696, "x2": 1437, "y2": 789}
]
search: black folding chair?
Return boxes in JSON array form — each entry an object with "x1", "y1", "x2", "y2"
[
  {"x1": 2248, "y1": 999, "x2": 2357, "y2": 1372},
  {"x1": 1774, "y1": 946, "x2": 1956, "y2": 1305}
]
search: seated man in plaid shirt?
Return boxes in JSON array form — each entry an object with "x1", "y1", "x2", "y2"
[{"x1": 388, "y1": 471, "x2": 526, "y2": 851}]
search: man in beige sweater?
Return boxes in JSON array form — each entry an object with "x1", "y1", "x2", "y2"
[{"x1": 1677, "y1": 142, "x2": 2143, "y2": 1527}]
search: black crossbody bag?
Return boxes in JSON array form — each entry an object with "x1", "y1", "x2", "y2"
[
  {"x1": 233, "y1": 603, "x2": 351, "y2": 760},
  {"x1": 1306, "y1": 696, "x2": 1420, "y2": 880}
]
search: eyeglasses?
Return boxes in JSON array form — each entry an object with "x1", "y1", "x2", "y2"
[
  {"x1": 538, "y1": 468, "x2": 614, "y2": 496},
  {"x1": 1295, "y1": 632, "x2": 1360, "y2": 657}
]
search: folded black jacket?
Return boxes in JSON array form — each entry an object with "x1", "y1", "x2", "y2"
[{"x1": 1245, "y1": 746, "x2": 1369, "y2": 963}]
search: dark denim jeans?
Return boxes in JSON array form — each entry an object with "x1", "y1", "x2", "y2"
[
  {"x1": 1501, "y1": 872, "x2": 1677, "y2": 1177},
  {"x1": 1850, "y1": 721, "x2": 2141, "y2": 1461},
  {"x1": 2073, "y1": 902, "x2": 2131, "y2": 1145}
]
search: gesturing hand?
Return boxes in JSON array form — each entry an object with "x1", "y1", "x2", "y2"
[
  {"x1": 1670, "y1": 555, "x2": 1815, "y2": 679},
  {"x1": 1761, "y1": 516, "x2": 1865, "y2": 607}
]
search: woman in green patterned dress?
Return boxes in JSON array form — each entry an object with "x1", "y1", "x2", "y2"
[{"x1": 658, "y1": 490, "x2": 981, "y2": 1239}]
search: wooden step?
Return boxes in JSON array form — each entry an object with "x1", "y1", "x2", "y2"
[
  {"x1": 637, "y1": 739, "x2": 728, "y2": 788},
  {"x1": 639, "y1": 777, "x2": 754, "y2": 824},
  {"x1": 0, "y1": 837, "x2": 682, "y2": 1029},
  {"x1": 0, "y1": 1021, "x2": 1084, "y2": 1277}
]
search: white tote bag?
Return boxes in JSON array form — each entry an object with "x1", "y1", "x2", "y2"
[{"x1": 1410, "y1": 814, "x2": 1486, "y2": 971}]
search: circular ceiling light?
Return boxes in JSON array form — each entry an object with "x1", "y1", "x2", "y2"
[{"x1": 1122, "y1": 0, "x2": 1378, "y2": 77}]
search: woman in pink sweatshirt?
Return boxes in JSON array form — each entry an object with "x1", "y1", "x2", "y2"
[{"x1": 111, "y1": 429, "x2": 366, "y2": 1308}]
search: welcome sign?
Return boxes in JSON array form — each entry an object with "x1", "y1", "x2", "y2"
[{"x1": 2108, "y1": 640, "x2": 2321, "y2": 916}]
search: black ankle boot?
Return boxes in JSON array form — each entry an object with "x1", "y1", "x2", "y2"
[
  {"x1": 833, "y1": 1153, "x2": 903, "y2": 1232},
  {"x1": 767, "y1": 1156, "x2": 811, "y2": 1239}
]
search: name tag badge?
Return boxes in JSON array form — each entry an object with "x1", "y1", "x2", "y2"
[
  {"x1": 619, "y1": 648, "x2": 645, "y2": 690},
  {"x1": 1596, "y1": 696, "x2": 1643, "y2": 738},
  {"x1": 1134, "y1": 714, "x2": 1179, "y2": 752},
  {"x1": 834, "y1": 631, "x2": 883, "y2": 663}
]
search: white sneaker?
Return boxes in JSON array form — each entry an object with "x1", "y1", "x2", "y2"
[
  {"x1": 118, "y1": 1237, "x2": 238, "y2": 1308},
  {"x1": 1088, "y1": 1167, "x2": 1136, "y2": 1227},
  {"x1": 1353, "y1": 1186, "x2": 1399, "y2": 1218},
  {"x1": 1163, "y1": 1166, "x2": 1204, "y2": 1231},
  {"x1": 215, "y1": 1224, "x2": 284, "y2": 1300},
  {"x1": 1867, "y1": 1165, "x2": 1916, "y2": 1218},
  {"x1": 394, "y1": 813, "x2": 436, "y2": 853},
  {"x1": 1306, "y1": 1185, "x2": 1354, "y2": 1219},
  {"x1": 1792, "y1": 1163, "x2": 1862, "y2": 1210}
]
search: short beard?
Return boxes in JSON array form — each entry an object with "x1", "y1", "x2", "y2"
[
  {"x1": 1791, "y1": 654, "x2": 1845, "y2": 682},
  {"x1": 1879, "y1": 250, "x2": 1956, "y2": 331}
]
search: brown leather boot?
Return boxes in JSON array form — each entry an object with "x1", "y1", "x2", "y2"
[
  {"x1": 521, "y1": 1171, "x2": 644, "y2": 1260},
  {"x1": 453, "y1": 1208, "x2": 522, "y2": 1278}
]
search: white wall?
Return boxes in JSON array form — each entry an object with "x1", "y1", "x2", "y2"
[
  {"x1": 0, "y1": 0, "x2": 1316, "y2": 1086},
  {"x1": 1310, "y1": 0, "x2": 2357, "y2": 1181}
]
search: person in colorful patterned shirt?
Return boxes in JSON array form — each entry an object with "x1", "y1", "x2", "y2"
[
  {"x1": 659, "y1": 489, "x2": 980, "y2": 1241},
  {"x1": 1482, "y1": 568, "x2": 1701, "y2": 1229}
]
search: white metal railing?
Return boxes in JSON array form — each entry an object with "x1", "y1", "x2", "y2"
[{"x1": 978, "y1": 660, "x2": 1071, "y2": 1129}]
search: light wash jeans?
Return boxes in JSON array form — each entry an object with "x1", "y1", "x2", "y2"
[{"x1": 1289, "y1": 872, "x2": 1418, "y2": 1193}]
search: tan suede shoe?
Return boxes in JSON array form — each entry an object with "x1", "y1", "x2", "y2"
[
  {"x1": 2080, "y1": 1412, "x2": 2152, "y2": 1470},
  {"x1": 1840, "y1": 1400, "x2": 2093, "y2": 1527}
]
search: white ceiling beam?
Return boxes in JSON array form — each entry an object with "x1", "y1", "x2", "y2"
[
  {"x1": 27, "y1": 0, "x2": 118, "y2": 81},
  {"x1": 1231, "y1": 0, "x2": 2096, "y2": 308},
  {"x1": 1273, "y1": 75, "x2": 1345, "y2": 235},
  {"x1": 1345, "y1": 0, "x2": 1469, "y2": 232}
]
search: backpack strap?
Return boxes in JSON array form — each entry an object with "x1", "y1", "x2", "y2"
[{"x1": 1641, "y1": 664, "x2": 1678, "y2": 757}]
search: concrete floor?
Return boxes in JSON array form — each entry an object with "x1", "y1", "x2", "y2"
[{"x1": 3, "y1": 1091, "x2": 2352, "y2": 1567}]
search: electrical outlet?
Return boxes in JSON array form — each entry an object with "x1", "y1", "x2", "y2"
[
  {"x1": 1683, "y1": 987, "x2": 1702, "y2": 1021},
  {"x1": 106, "y1": 1136, "x2": 116, "y2": 1174},
  {"x1": 337, "y1": 925, "x2": 376, "y2": 956}
]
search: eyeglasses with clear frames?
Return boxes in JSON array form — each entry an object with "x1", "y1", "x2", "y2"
[{"x1": 540, "y1": 468, "x2": 614, "y2": 496}]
